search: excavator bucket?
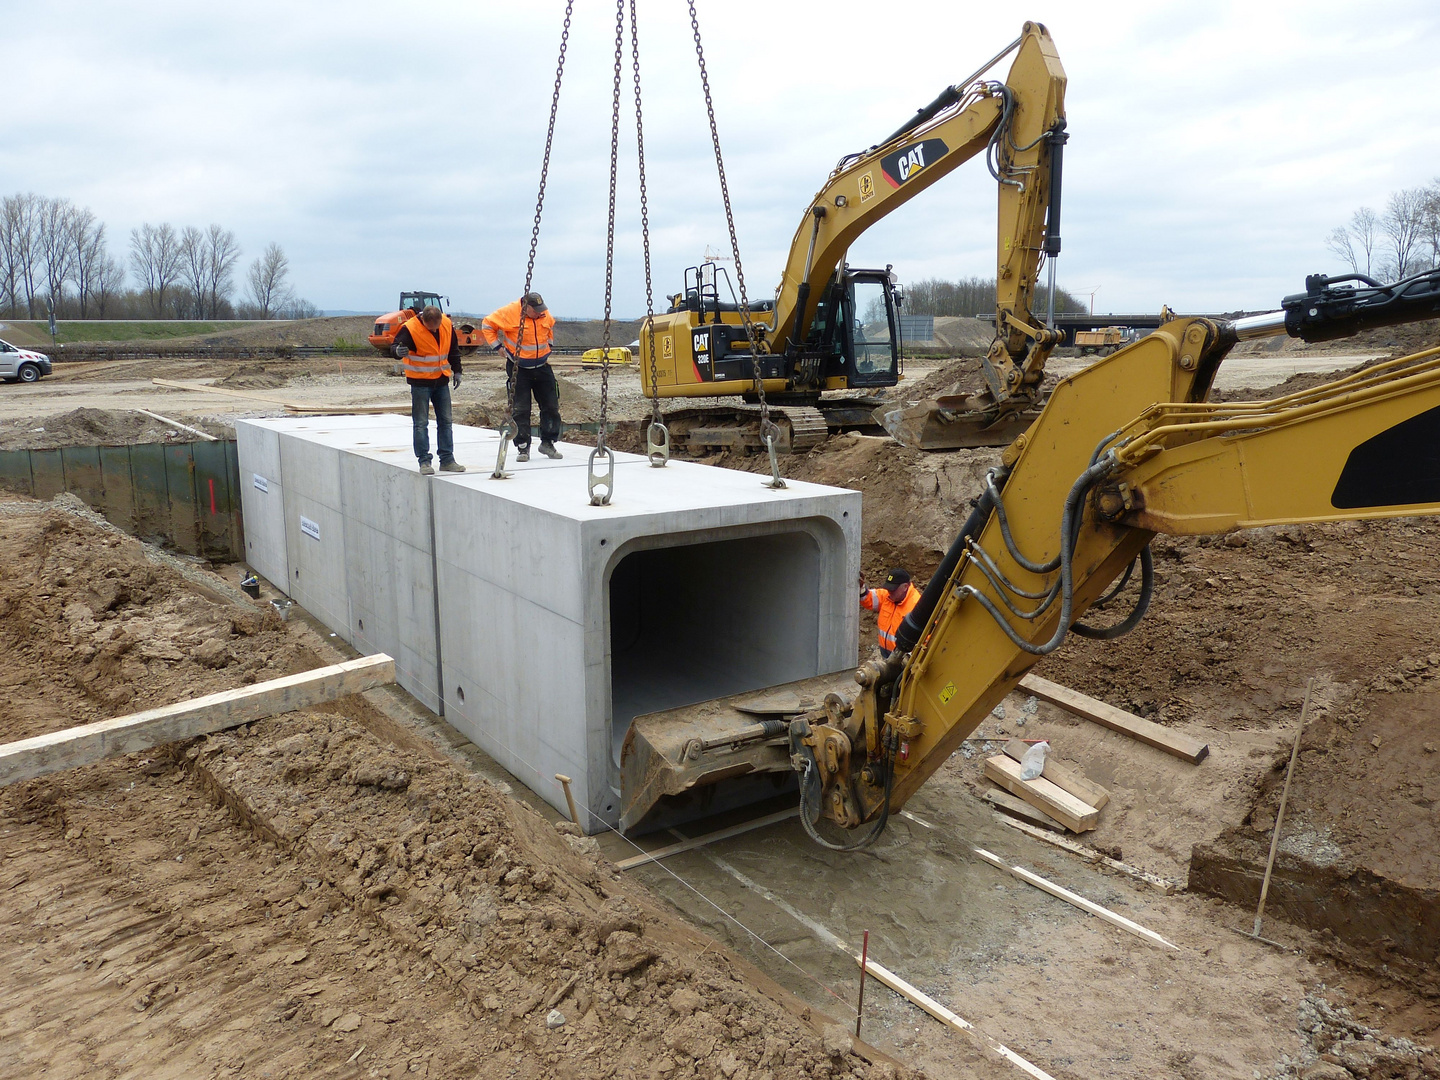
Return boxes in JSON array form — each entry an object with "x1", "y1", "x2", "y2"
[
  {"x1": 617, "y1": 671, "x2": 855, "y2": 834},
  {"x1": 873, "y1": 395, "x2": 1043, "y2": 450}
]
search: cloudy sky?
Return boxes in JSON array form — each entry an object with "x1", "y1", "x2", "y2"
[{"x1": 4, "y1": 1, "x2": 1437, "y2": 318}]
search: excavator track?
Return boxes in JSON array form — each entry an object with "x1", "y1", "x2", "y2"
[{"x1": 665, "y1": 403, "x2": 831, "y2": 453}]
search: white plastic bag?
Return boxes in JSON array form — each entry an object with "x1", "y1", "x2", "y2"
[{"x1": 1019, "y1": 740, "x2": 1050, "y2": 780}]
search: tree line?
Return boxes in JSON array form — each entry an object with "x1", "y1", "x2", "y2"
[
  {"x1": 0, "y1": 192, "x2": 317, "y2": 321},
  {"x1": 902, "y1": 275, "x2": 1088, "y2": 318},
  {"x1": 1326, "y1": 179, "x2": 1440, "y2": 281}
]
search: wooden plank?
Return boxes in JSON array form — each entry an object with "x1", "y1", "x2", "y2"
[
  {"x1": 1019, "y1": 673, "x2": 1209, "y2": 764},
  {"x1": 984, "y1": 755, "x2": 1098, "y2": 833},
  {"x1": 1002, "y1": 738, "x2": 1111, "y2": 810},
  {"x1": 971, "y1": 846, "x2": 1179, "y2": 951},
  {"x1": 993, "y1": 814, "x2": 1179, "y2": 894},
  {"x1": 0, "y1": 654, "x2": 394, "y2": 786},
  {"x1": 615, "y1": 806, "x2": 799, "y2": 870},
  {"x1": 855, "y1": 957, "x2": 1057, "y2": 1079},
  {"x1": 151, "y1": 378, "x2": 304, "y2": 408},
  {"x1": 981, "y1": 787, "x2": 1066, "y2": 832}
]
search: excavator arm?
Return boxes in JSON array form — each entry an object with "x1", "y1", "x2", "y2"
[
  {"x1": 619, "y1": 268, "x2": 1440, "y2": 842},
  {"x1": 769, "y1": 20, "x2": 1067, "y2": 416}
]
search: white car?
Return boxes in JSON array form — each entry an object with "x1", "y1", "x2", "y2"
[{"x1": 0, "y1": 339, "x2": 52, "y2": 383}]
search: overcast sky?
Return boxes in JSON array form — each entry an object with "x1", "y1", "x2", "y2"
[{"x1": 4, "y1": 1, "x2": 1437, "y2": 318}]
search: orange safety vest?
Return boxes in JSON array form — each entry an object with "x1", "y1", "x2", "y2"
[
  {"x1": 481, "y1": 300, "x2": 555, "y2": 366},
  {"x1": 861, "y1": 583, "x2": 921, "y2": 652},
  {"x1": 402, "y1": 315, "x2": 454, "y2": 380}
]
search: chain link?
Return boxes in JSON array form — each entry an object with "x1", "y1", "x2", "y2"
[
  {"x1": 632, "y1": 0, "x2": 668, "y2": 466},
  {"x1": 686, "y1": 0, "x2": 781, "y2": 459},
  {"x1": 509, "y1": 0, "x2": 573, "y2": 424},
  {"x1": 594, "y1": 0, "x2": 626, "y2": 457}
]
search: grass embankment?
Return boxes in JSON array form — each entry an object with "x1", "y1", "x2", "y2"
[{"x1": 0, "y1": 320, "x2": 265, "y2": 346}]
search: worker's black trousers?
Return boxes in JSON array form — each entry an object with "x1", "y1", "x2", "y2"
[{"x1": 507, "y1": 360, "x2": 561, "y2": 449}]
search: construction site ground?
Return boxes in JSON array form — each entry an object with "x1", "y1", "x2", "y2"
[{"x1": 3, "y1": 326, "x2": 1439, "y2": 1080}]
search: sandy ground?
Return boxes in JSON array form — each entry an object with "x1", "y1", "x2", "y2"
[{"x1": 5, "y1": 328, "x2": 1440, "y2": 1079}]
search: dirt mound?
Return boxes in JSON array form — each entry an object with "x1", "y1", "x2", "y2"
[
  {"x1": 0, "y1": 500, "x2": 302, "y2": 732},
  {"x1": 467, "y1": 374, "x2": 605, "y2": 428},
  {"x1": 0, "y1": 493, "x2": 911, "y2": 1079},
  {"x1": 0, "y1": 407, "x2": 186, "y2": 450},
  {"x1": 217, "y1": 364, "x2": 291, "y2": 389},
  {"x1": 930, "y1": 316, "x2": 995, "y2": 354}
]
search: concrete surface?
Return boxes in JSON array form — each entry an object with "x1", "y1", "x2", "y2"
[{"x1": 237, "y1": 416, "x2": 861, "y2": 832}]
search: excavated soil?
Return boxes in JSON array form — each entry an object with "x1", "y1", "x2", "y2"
[
  {"x1": 0, "y1": 495, "x2": 911, "y2": 1080},
  {"x1": 0, "y1": 407, "x2": 230, "y2": 451}
]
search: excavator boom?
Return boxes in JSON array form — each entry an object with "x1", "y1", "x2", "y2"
[{"x1": 620, "y1": 267, "x2": 1440, "y2": 840}]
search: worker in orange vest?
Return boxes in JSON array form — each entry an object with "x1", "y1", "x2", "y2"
[
  {"x1": 482, "y1": 291, "x2": 561, "y2": 462},
  {"x1": 392, "y1": 305, "x2": 465, "y2": 475},
  {"x1": 861, "y1": 568, "x2": 921, "y2": 657}
]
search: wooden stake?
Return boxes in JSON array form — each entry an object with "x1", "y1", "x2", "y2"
[
  {"x1": 855, "y1": 930, "x2": 869, "y2": 1038},
  {"x1": 1253, "y1": 678, "x2": 1313, "y2": 938},
  {"x1": 554, "y1": 773, "x2": 580, "y2": 827}
]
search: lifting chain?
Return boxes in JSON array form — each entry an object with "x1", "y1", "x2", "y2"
[
  {"x1": 632, "y1": 0, "x2": 667, "y2": 467},
  {"x1": 686, "y1": 0, "x2": 784, "y2": 489},
  {"x1": 494, "y1": 0, "x2": 573, "y2": 480},
  {"x1": 588, "y1": 0, "x2": 626, "y2": 506}
]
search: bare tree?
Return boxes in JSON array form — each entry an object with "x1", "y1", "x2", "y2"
[
  {"x1": 1, "y1": 194, "x2": 43, "y2": 317},
  {"x1": 37, "y1": 197, "x2": 78, "y2": 314},
  {"x1": 1351, "y1": 207, "x2": 1379, "y2": 276},
  {"x1": 68, "y1": 207, "x2": 108, "y2": 318},
  {"x1": 1380, "y1": 188, "x2": 1427, "y2": 279},
  {"x1": 177, "y1": 225, "x2": 208, "y2": 318},
  {"x1": 92, "y1": 254, "x2": 126, "y2": 317},
  {"x1": 246, "y1": 242, "x2": 291, "y2": 317},
  {"x1": 1420, "y1": 178, "x2": 1440, "y2": 272},
  {"x1": 130, "y1": 222, "x2": 182, "y2": 317},
  {"x1": 204, "y1": 225, "x2": 241, "y2": 319},
  {"x1": 1325, "y1": 226, "x2": 1358, "y2": 274}
]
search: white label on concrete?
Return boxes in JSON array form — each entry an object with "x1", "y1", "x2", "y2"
[
  {"x1": 253, "y1": 473, "x2": 269, "y2": 493},
  {"x1": 299, "y1": 515, "x2": 321, "y2": 541}
]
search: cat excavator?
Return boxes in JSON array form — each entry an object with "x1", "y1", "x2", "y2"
[
  {"x1": 620, "y1": 263, "x2": 1440, "y2": 843},
  {"x1": 639, "y1": 22, "x2": 1069, "y2": 453}
]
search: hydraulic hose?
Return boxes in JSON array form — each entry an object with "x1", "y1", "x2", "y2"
[
  {"x1": 893, "y1": 480, "x2": 1001, "y2": 655},
  {"x1": 796, "y1": 735, "x2": 896, "y2": 852},
  {"x1": 1072, "y1": 545, "x2": 1154, "y2": 640}
]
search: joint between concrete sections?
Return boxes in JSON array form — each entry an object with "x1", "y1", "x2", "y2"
[
  {"x1": 426, "y1": 476, "x2": 446, "y2": 718},
  {"x1": 236, "y1": 415, "x2": 860, "y2": 834}
]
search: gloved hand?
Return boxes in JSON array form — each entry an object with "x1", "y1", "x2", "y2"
[
  {"x1": 452, "y1": 373, "x2": 461, "y2": 390},
  {"x1": 394, "y1": 344, "x2": 409, "y2": 359}
]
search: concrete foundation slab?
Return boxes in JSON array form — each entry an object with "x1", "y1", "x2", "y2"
[{"x1": 236, "y1": 415, "x2": 860, "y2": 832}]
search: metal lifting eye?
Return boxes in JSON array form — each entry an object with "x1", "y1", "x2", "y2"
[
  {"x1": 646, "y1": 420, "x2": 671, "y2": 468},
  {"x1": 588, "y1": 446, "x2": 615, "y2": 506}
]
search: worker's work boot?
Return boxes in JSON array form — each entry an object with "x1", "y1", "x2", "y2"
[
  {"x1": 539, "y1": 442, "x2": 563, "y2": 460},
  {"x1": 439, "y1": 460, "x2": 466, "y2": 473},
  {"x1": 419, "y1": 461, "x2": 436, "y2": 475},
  {"x1": 515, "y1": 447, "x2": 530, "y2": 462}
]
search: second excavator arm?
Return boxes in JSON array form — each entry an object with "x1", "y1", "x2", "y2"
[{"x1": 767, "y1": 21, "x2": 1067, "y2": 419}]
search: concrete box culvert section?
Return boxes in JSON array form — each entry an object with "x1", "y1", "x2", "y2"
[{"x1": 236, "y1": 415, "x2": 860, "y2": 834}]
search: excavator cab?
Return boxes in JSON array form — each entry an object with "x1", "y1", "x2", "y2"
[{"x1": 836, "y1": 269, "x2": 902, "y2": 387}]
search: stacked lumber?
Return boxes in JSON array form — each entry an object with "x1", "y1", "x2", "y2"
[{"x1": 982, "y1": 739, "x2": 1111, "y2": 834}]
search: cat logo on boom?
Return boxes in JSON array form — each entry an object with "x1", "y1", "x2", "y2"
[{"x1": 880, "y1": 138, "x2": 949, "y2": 189}]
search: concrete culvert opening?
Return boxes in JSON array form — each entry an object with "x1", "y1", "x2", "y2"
[{"x1": 607, "y1": 531, "x2": 822, "y2": 768}]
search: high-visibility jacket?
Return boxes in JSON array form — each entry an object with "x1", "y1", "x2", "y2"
[
  {"x1": 482, "y1": 300, "x2": 556, "y2": 367},
  {"x1": 861, "y1": 583, "x2": 921, "y2": 652},
  {"x1": 400, "y1": 315, "x2": 454, "y2": 380}
]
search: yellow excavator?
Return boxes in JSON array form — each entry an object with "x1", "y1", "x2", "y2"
[
  {"x1": 639, "y1": 22, "x2": 1069, "y2": 452},
  {"x1": 621, "y1": 263, "x2": 1440, "y2": 842}
]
